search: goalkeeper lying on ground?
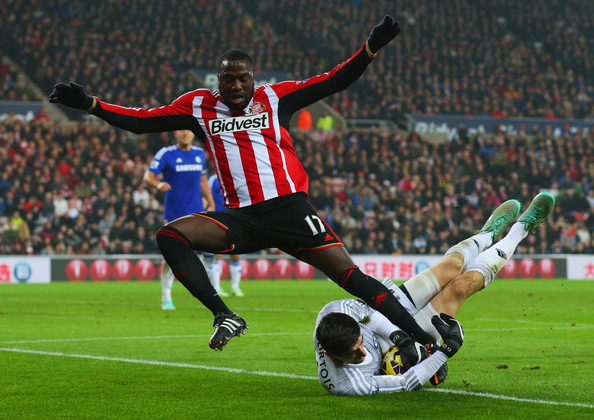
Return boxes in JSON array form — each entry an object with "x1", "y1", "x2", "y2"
[{"x1": 314, "y1": 192, "x2": 554, "y2": 395}]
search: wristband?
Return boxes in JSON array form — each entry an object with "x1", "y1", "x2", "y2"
[
  {"x1": 86, "y1": 97, "x2": 98, "y2": 113},
  {"x1": 364, "y1": 41, "x2": 378, "y2": 58}
]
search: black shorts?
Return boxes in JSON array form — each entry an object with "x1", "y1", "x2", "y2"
[{"x1": 198, "y1": 193, "x2": 343, "y2": 256}]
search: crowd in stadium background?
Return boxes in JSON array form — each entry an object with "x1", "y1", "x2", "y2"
[{"x1": 0, "y1": 0, "x2": 592, "y2": 256}]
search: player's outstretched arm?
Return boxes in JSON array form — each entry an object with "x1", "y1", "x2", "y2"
[
  {"x1": 49, "y1": 82, "x2": 198, "y2": 134},
  {"x1": 276, "y1": 15, "x2": 402, "y2": 111}
]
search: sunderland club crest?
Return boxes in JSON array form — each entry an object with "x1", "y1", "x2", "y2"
[{"x1": 248, "y1": 102, "x2": 267, "y2": 115}]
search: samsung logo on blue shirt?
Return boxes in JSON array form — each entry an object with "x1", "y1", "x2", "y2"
[{"x1": 175, "y1": 164, "x2": 203, "y2": 172}]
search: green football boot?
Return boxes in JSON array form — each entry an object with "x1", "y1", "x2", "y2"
[
  {"x1": 478, "y1": 199, "x2": 522, "y2": 241},
  {"x1": 518, "y1": 192, "x2": 556, "y2": 232}
]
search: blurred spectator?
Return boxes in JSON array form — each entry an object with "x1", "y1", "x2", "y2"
[
  {"x1": 316, "y1": 111, "x2": 335, "y2": 132},
  {"x1": 296, "y1": 109, "x2": 313, "y2": 131}
]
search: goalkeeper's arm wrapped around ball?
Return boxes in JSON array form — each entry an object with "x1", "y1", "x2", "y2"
[{"x1": 314, "y1": 299, "x2": 463, "y2": 395}]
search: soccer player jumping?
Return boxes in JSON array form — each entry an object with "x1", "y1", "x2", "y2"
[{"x1": 49, "y1": 16, "x2": 438, "y2": 350}]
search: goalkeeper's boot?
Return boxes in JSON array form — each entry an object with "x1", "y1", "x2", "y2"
[
  {"x1": 477, "y1": 199, "x2": 521, "y2": 242},
  {"x1": 231, "y1": 287, "x2": 244, "y2": 297},
  {"x1": 518, "y1": 192, "x2": 555, "y2": 233},
  {"x1": 209, "y1": 312, "x2": 248, "y2": 351}
]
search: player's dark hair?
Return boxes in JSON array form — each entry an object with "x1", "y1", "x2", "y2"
[
  {"x1": 217, "y1": 49, "x2": 254, "y2": 74},
  {"x1": 316, "y1": 312, "x2": 361, "y2": 355}
]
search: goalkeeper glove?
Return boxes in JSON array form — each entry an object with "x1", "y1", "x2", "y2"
[
  {"x1": 389, "y1": 330, "x2": 428, "y2": 368},
  {"x1": 367, "y1": 15, "x2": 401, "y2": 54},
  {"x1": 431, "y1": 313, "x2": 464, "y2": 358},
  {"x1": 49, "y1": 82, "x2": 94, "y2": 111}
]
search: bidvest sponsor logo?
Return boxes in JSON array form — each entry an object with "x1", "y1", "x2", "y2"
[{"x1": 209, "y1": 114, "x2": 269, "y2": 135}]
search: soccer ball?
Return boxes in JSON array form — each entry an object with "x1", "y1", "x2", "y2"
[{"x1": 381, "y1": 346, "x2": 407, "y2": 375}]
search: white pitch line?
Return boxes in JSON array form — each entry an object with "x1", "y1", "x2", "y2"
[
  {"x1": 0, "y1": 347, "x2": 315, "y2": 380},
  {"x1": 0, "y1": 347, "x2": 592, "y2": 410},
  {"x1": 425, "y1": 388, "x2": 594, "y2": 409}
]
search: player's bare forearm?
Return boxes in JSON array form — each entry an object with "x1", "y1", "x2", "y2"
[
  {"x1": 201, "y1": 175, "x2": 215, "y2": 211},
  {"x1": 143, "y1": 171, "x2": 160, "y2": 189},
  {"x1": 144, "y1": 171, "x2": 171, "y2": 192}
]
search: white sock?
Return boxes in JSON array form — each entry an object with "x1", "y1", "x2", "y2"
[
  {"x1": 203, "y1": 254, "x2": 220, "y2": 289},
  {"x1": 444, "y1": 233, "x2": 492, "y2": 270},
  {"x1": 465, "y1": 222, "x2": 527, "y2": 287},
  {"x1": 501, "y1": 221, "x2": 529, "y2": 244},
  {"x1": 203, "y1": 253, "x2": 215, "y2": 273},
  {"x1": 230, "y1": 260, "x2": 242, "y2": 289},
  {"x1": 210, "y1": 259, "x2": 222, "y2": 290},
  {"x1": 161, "y1": 262, "x2": 174, "y2": 302},
  {"x1": 413, "y1": 303, "x2": 441, "y2": 343}
]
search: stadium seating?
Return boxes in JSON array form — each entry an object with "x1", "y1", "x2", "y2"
[
  {"x1": 0, "y1": 0, "x2": 593, "y2": 255},
  {"x1": 0, "y1": 117, "x2": 592, "y2": 256},
  {"x1": 0, "y1": 0, "x2": 591, "y2": 119}
]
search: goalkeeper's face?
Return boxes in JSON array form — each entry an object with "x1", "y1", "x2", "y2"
[
  {"x1": 327, "y1": 334, "x2": 367, "y2": 366},
  {"x1": 218, "y1": 59, "x2": 255, "y2": 111}
]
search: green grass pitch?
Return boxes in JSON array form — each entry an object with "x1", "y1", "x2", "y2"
[{"x1": 1, "y1": 279, "x2": 593, "y2": 419}]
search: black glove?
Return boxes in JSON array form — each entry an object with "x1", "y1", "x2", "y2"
[
  {"x1": 367, "y1": 15, "x2": 401, "y2": 54},
  {"x1": 49, "y1": 82, "x2": 94, "y2": 111},
  {"x1": 431, "y1": 313, "x2": 464, "y2": 358},
  {"x1": 389, "y1": 330, "x2": 428, "y2": 369},
  {"x1": 425, "y1": 343, "x2": 448, "y2": 386}
]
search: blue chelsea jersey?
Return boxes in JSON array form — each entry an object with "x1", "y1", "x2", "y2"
[
  {"x1": 149, "y1": 145, "x2": 206, "y2": 221},
  {"x1": 208, "y1": 174, "x2": 227, "y2": 212}
]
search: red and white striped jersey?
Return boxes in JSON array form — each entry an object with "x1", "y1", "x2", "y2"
[
  {"x1": 94, "y1": 44, "x2": 374, "y2": 208},
  {"x1": 184, "y1": 84, "x2": 309, "y2": 208}
]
